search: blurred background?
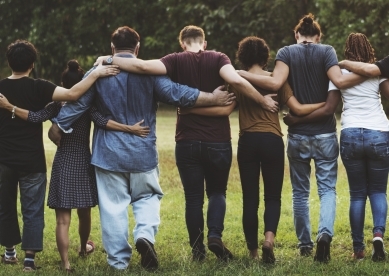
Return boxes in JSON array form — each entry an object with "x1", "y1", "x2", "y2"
[{"x1": 1, "y1": 0, "x2": 388, "y2": 112}]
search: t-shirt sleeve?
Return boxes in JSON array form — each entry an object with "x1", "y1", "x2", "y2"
[
  {"x1": 375, "y1": 56, "x2": 389, "y2": 78},
  {"x1": 218, "y1": 52, "x2": 231, "y2": 69},
  {"x1": 35, "y1": 79, "x2": 57, "y2": 107},
  {"x1": 278, "y1": 81, "x2": 293, "y2": 106},
  {"x1": 275, "y1": 46, "x2": 290, "y2": 66},
  {"x1": 160, "y1": 53, "x2": 178, "y2": 79},
  {"x1": 324, "y1": 46, "x2": 339, "y2": 72}
]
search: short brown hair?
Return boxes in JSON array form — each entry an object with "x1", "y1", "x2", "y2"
[
  {"x1": 111, "y1": 26, "x2": 140, "y2": 51},
  {"x1": 179, "y1": 25, "x2": 205, "y2": 45},
  {"x1": 236, "y1": 36, "x2": 270, "y2": 71}
]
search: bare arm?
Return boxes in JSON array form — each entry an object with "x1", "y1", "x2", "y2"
[
  {"x1": 0, "y1": 93, "x2": 29, "y2": 120},
  {"x1": 283, "y1": 90, "x2": 341, "y2": 126},
  {"x1": 52, "y1": 63, "x2": 119, "y2": 101},
  {"x1": 237, "y1": 60, "x2": 289, "y2": 91},
  {"x1": 89, "y1": 106, "x2": 150, "y2": 137},
  {"x1": 179, "y1": 101, "x2": 237, "y2": 117},
  {"x1": 326, "y1": 65, "x2": 367, "y2": 90},
  {"x1": 106, "y1": 119, "x2": 150, "y2": 138},
  {"x1": 96, "y1": 55, "x2": 167, "y2": 75},
  {"x1": 285, "y1": 96, "x2": 325, "y2": 116},
  {"x1": 219, "y1": 64, "x2": 279, "y2": 112},
  {"x1": 380, "y1": 80, "x2": 389, "y2": 100},
  {"x1": 193, "y1": 85, "x2": 236, "y2": 107},
  {"x1": 339, "y1": 60, "x2": 381, "y2": 78}
]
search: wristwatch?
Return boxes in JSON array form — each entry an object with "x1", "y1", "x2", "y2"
[{"x1": 103, "y1": 56, "x2": 113, "y2": 65}]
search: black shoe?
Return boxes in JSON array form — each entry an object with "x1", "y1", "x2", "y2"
[
  {"x1": 192, "y1": 244, "x2": 206, "y2": 262},
  {"x1": 208, "y1": 237, "x2": 233, "y2": 262},
  {"x1": 372, "y1": 234, "x2": 386, "y2": 262},
  {"x1": 300, "y1": 247, "x2": 313, "y2": 257},
  {"x1": 135, "y1": 238, "x2": 158, "y2": 270},
  {"x1": 314, "y1": 233, "x2": 331, "y2": 263}
]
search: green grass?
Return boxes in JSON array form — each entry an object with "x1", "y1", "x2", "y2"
[{"x1": 2, "y1": 108, "x2": 389, "y2": 275}]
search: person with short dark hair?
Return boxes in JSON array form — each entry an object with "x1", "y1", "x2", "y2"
[
  {"x1": 48, "y1": 26, "x2": 234, "y2": 271},
  {"x1": 0, "y1": 59, "x2": 149, "y2": 272},
  {"x1": 0, "y1": 40, "x2": 119, "y2": 272},
  {"x1": 94, "y1": 24, "x2": 279, "y2": 263}
]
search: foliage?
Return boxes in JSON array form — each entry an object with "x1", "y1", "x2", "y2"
[{"x1": 0, "y1": 0, "x2": 388, "y2": 108}]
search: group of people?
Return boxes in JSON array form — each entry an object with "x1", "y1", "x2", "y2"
[{"x1": 0, "y1": 12, "x2": 389, "y2": 273}]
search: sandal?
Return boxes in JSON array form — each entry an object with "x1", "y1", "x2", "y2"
[{"x1": 79, "y1": 240, "x2": 95, "y2": 257}]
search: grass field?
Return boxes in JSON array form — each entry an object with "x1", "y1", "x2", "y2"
[{"x1": 2, "y1": 108, "x2": 389, "y2": 275}]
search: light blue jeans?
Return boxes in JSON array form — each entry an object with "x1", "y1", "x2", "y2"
[
  {"x1": 287, "y1": 132, "x2": 338, "y2": 248},
  {"x1": 340, "y1": 128, "x2": 389, "y2": 252},
  {"x1": 95, "y1": 166, "x2": 163, "y2": 270}
]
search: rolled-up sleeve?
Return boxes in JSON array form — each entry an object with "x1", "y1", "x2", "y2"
[
  {"x1": 56, "y1": 86, "x2": 95, "y2": 132},
  {"x1": 154, "y1": 76, "x2": 199, "y2": 107}
]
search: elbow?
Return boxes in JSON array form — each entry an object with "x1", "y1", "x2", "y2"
[
  {"x1": 66, "y1": 93, "x2": 78, "y2": 101},
  {"x1": 293, "y1": 108, "x2": 305, "y2": 117},
  {"x1": 135, "y1": 63, "x2": 148, "y2": 73}
]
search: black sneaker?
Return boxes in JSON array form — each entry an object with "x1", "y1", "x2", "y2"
[
  {"x1": 372, "y1": 234, "x2": 386, "y2": 262},
  {"x1": 314, "y1": 233, "x2": 332, "y2": 263},
  {"x1": 208, "y1": 237, "x2": 233, "y2": 262},
  {"x1": 135, "y1": 238, "x2": 158, "y2": 270},
  {"x1": 300, "y1": 247, "x2": 313, "y2": 257}
]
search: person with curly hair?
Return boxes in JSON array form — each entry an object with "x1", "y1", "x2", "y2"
[
  {"x1": 313, "y1": 33, "x2": 389, "y2": 261},
  {"x1": 237, "y1": 14, "x2": 366, "y2": 262},
  {"x1": 185, "y1": 36, "x2": 324, "y2": 263}
]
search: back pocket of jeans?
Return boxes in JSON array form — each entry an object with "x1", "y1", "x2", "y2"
[
  {"x1": 207, "y1": 147, "x2": 232, "y2": 170},
  {"x1": 373, "y1": 142, "x2": 389, "y2": 158}
]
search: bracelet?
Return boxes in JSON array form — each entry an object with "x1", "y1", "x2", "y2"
[{"x1": 11, "y1": 106, "x2": 17, "y2": 119}]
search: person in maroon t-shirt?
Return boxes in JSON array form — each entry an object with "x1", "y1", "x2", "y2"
[{"x1": 95, "y1": 25, "x2": 279, "y2": 262}]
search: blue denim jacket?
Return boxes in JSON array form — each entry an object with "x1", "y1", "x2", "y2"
[{"x1": 55, "y1": 54, "x2": 199, "y2": 172}]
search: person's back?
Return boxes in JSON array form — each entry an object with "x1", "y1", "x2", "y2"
[
  {"x1": 92, "y1": 60, "x2": 159, "y2": 172},
  {"x1": 161, "y1": 50, "x2": 230, "y2": 142},
  {"x1": 276, "y1": 42, "x2": 337, "y2": 135}
]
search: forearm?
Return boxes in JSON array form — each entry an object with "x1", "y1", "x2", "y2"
[
  {"x1": 292, "y1": 91, "x2": 341, "y2": 124},
  {"x1": 182, "y1": 102, "x2": 236, "y2": 117},
  {"x1": 112, "y1": 57, "x2": 166, "y2": 75},
  {"x1": 238, "y1": 70, "x2": 281, "y2": 91},
  {"x1": 106, "y1": 120, "x2": 131, "y2": 132},
  {"x1": 340, "y1": 60, "x2": 381, "y2": 78},
  {"x1": 55, "y1": 70, "x2": 99, "y2": 101},
  {"x1": 287, "y1": 96, "x2": 326, "y2": 116}
]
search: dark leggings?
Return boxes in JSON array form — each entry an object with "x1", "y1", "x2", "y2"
[{"x1": 237, "y1": 132, "x2": 284, "y2": 250}]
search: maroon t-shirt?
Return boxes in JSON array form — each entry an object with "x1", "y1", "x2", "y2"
[{"x1": 160, "y1": 50, "x2": 231, "y2": 142}]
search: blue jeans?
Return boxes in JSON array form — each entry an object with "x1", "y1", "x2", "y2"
[
  {"x1": 175, "y1": 140, "x2": 232, "y2": 251},
  {"x1": 287, "y1": 132, "x2": 338, "y2": 248},
  {"x1": 95, "y1": 166, "x2": 163, "y2": 270},
  {"x1": 340, "y1": 128, "x2": 389, "y2": 252},
  {"x1": 0, "y1": 163, "x2": 46, "y2": 251}
]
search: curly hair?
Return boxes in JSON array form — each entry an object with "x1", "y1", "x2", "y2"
[
  {"x1": 294, "y1": 13, "x2": 322, "y2": 38},
  {"x1": 6, "y1": 40, "x2": 38, "y2": 72},
  {"x1": 235, "y1": 36, "x2": 270, "y2": 71},
  {"x1": 344, "y1": 33, "x2": 375, "y2": 63}
]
